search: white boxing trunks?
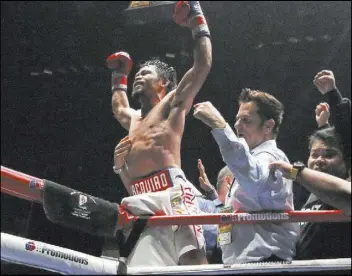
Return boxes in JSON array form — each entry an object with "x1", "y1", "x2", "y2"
[{"x1": 120, "y1": 167, "x2": 205, "y2": 266}]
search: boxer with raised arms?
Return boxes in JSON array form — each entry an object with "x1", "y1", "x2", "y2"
[{"x1": 107, "y1": 1, "x2": 212, "y2": 266}]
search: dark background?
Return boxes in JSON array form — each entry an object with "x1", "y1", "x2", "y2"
[{"x1": 1, "y1": 1, "x2": 351, "y2": 257}]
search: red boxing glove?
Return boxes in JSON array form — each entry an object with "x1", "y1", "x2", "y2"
[
  {"x1": 106, "y1": 52, "x2": 133, "y2": 93},
  {"x1": 173, "y1": 1, "x2": 210, "y2": 39}
]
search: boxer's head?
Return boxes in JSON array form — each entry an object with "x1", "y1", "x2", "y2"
[
  {"x1": 132, "y1": 59, "x2": 177, "y2": 102},
  {"x1": 234, "y1": 88, "x2": 284, "y2": 149},
  {"x1": 308, "y1": 127, "x2": 349, "y2": 179}
]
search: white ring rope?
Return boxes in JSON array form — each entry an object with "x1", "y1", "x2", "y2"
[
  {"x1": 1, "y1": 232, "x2": 351, "y2": 275},
  {"x1": 1, "y1": 232, "x2": 117, "y2": 275},
  {"x1": 127, "y1": 258, "x2": 352, "y2": 275}
]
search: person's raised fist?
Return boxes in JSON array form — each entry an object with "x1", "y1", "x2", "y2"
[
  {"x1": 313, "y1": 70, "x2": 336, "y2": 95},
  {"x1": 106, "y1": 52, "x2": 133, "y2": 76},
  {"x1": 173, "y1": 1, "x2": 210, "y2": 39}
]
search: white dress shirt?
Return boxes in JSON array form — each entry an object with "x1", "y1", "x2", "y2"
[{"x1": 211, "y1": 124, "x2": 300, "y2": 264}]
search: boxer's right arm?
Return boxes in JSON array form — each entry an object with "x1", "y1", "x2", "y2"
[
  {"x1": 107, "y1": 52, "x2": 137, "y2": 130},
  {"x1": 114, "y1": 136, "x2": 133, "y2": 195},
  {"x1": 170, "y1": 1, "x2": 212, "y2": 115}
]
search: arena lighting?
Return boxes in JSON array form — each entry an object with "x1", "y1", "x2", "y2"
[
  {"x1": 29, "y1": 69, "x2": 52, "y2": 76},
  {"x1": 305, "y1": 36, "x2": 316, "y2": 42},
  {"x1": 83, "y1": 65, "x2": 95, "y2": 73},
  {"x1": 69, "y1": 66, "x2": 79, "y2": 73},
  {"x1": 180, "y1": 51, "x2": 190, "y2": 57},
  {"x1": 27, "y1": 30, "x2": 334, "y2": 76},
  {"x1": 288, "y1": 37, "x2": 300, "y2": 44},
  {"x1": 30, "y1": 72, "x2": 41, "y2": 76},
  {"x1": 254, "y1": 34, "x2": 333, "y2": 50},
  {"x1": 43, "y1": 69, "x2": 53, "y2": 75},
  {"x1": 165, "y1": 53, "x2": 176, "y2": 58},
  {"x1": 272, "y1": 41, "x2": 285, "y2": 45},
  {"x1": 57, "y1": 68, "x2": 68, "y2": 74},
  {"x1": 321, "y1": 34, "x2": 332, "y2": 41}
]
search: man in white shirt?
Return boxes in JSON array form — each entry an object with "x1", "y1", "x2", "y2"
[{"x1": 193, "y1": 88, "x2": 300, "y2": 264}]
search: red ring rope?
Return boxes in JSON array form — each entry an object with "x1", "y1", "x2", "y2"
[{"x1": 1, "y1": 165, "x2": 350, "y2": 226}]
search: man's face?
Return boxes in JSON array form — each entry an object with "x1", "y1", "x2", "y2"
[
  {"x1": 308, "y1": 139, "x2": 347, "y2": 178},
  {"x1": 132, "y1": 65, "x2": 163, "y2": 100},
  {"x1": 234, "y1": 102, "x2": 268, "y2": 149}
]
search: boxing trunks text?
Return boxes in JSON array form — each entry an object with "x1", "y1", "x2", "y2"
[{"x1": 130, "y1": 169, "x2": 174, "y2": 195}]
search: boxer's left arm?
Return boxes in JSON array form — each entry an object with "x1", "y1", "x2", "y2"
[{"x1": 170, "y1": 1, "x2": 212, "y2": 115}]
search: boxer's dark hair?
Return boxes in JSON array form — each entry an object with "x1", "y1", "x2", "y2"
[
  {"x1": 239, "y1": 88, "x2": 284, "y2": 137},
  {"x1": 138, "y1": 58, "x2": 177, "y2": 94}
]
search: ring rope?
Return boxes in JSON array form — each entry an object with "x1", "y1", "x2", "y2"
[
  {"x1": 1, "y1": 165, "x2": 351, "y2": 274},
  {"x1": 2, "y1": 232, "x2": 351, "y2": 275},
  {"x1": 1, "y1": 232, "x2": 117, "y2": 275},
  {"x1": 1, "y1": 165, "x2": 350, "y2": 226}
]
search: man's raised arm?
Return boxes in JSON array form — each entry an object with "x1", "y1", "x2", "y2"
[
  {"x1": 171, "y1": 1, "x2": 212, "y2": 113},
  {"x1": 106, "y1": 52, "x2": 137, "y2": 130}
]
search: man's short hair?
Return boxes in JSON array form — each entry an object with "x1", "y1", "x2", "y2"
[
  {"x1": 309, "y1": 127, "x2": 350, "y2": 171},
  {"x1": 138, "y1": 58, "x2": 177, "y2": 94},
  {"x1": 239, "y1": 88, "x2": 284, "y2": 137},
  {"x1": 308, "y1": 127, "x2": 343, "y2": 152},
  {"x1": 216, "y1": 166, "x2": 234, "y2": 191}
]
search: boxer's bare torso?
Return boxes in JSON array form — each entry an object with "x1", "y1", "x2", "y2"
[
  {"x1": 109, "y1": 1, "x2": 212, "y2": 264},
  {"x1": 126, "y1": 91, "x2": 184, "y2": 180}
]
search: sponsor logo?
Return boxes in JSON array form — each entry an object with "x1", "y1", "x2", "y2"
[
  {"x1": 25, "y1": 241, "x2": 36, "y2": 251},
  {"x1": 29, "y1": 180, "x2": 43, "y2": 189},
  {"x1": 130, "y1": 170, "x2": 173, "y2": 195},
  {"x1": 300, "y1": 205, "x2": 322, "y2": 227},
  {"x1": 222, "y1": 212, "x2": 289, "y2": 223},
  {"x1": 220, "y1": 215, "x2": 232, "y2": 223},
  {"x1": 79, "y1": 194, "x2": 88, "y2": 207},
  {"x1": 180, "y1": 186, "x2": 195, "y2": 206},
  {"x1": 70, "y1": 191, "x2": 97, "y2": 220},
  {"x1": 171, "y1": 191, "x2": 182, "y2": 208},
  {"x1": 236, "y1": 212, "x2": 289, "y2": 222},
  {"x1": 25, "y1": 241, "x2": 88, "y2": 265}
]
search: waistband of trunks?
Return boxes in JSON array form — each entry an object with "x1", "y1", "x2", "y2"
[{"x1": 129, "y1": 167, "x2": 188, "y2": 195}]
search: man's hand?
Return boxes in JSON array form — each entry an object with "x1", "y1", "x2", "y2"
[
  {"x1": 313, "y1": 70, "x2": 337, "y2": 95},
  {"x1": 315, "y1": 102, "x2": 330, "y2": 128},
  {"x1": 114, "y1": 136, "x2": 132, "y2": 170},
  {"x1": 193, "y1": 102, "x2": 227, "y2": 129},
  {"x1": 269, "y1": 160, "x2": 293, "y2": 180},
  {"x1": 197, "y1": 159, "x2": 214, "y2": 193}
]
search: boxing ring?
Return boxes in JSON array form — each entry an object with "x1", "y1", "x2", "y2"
[{"x1": 1, "y1": 165, "x2": 351, "y2": 275}]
